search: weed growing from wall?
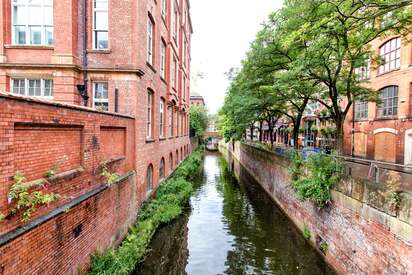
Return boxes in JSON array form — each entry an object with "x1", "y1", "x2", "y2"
[
  {"x1": 100, "y1": 165, "x2": 120, "y2": 185},
  {"x1": 290, "y1": 152, "x2": 344, "y2": 208},
  {"x1": 386, "y1": 171, "x2": 402, "y2": 213},
  {"x1": 8, "y1": 171, "x2": 60, "y2": 222},
  {"x1": 303, "y1": 226, "x2": 312, "y2": 240}
]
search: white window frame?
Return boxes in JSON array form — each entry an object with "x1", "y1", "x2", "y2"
[
  {"x1": 93, "y1": 0, "x2": 109, "y2": 49},
  {"x1": 12, "y1": 0, "x2": 54, "y2": 46},
  {"x1": 160, "y1": 99, "x2": 165, "y2": 137},
  {"x1": 11, "y1": 78, "x2": 53, "y2": 98},
  {"x1": 93, "y1": 82, "x2": 109, "y2": 111},
  {"x1": 147, "y1": 17, "x2": 154, "y2": 65},
  {"x1": 379, "y1": 38, "x2": 401, "y2": 75},
  {"x1": 172, "y1": 56, "x2": 177, "y2": 89},
  {"x1": 147, "y1": 92, "x2": 153, "y2": 138},
  {"x1": 355, "y1": 56, "x2": 370, "y2": 80},
  {"x1": 161, "y1": 0, "x2": 166, "y2": 20},
  {"x1": 160, "y1": 41, "x2": 166, "y2": 79},
  {"x1": 168, "y1": 106, "x2": 173, "y2": 137}
]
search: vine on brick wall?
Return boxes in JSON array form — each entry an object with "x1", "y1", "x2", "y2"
[
  {"x1": 290, "y1": 152, "x2": 344, "y2": 208},
  {"x1": 386, "y1": 171, "x2": 402, "y2": 213},
  {"x1": 8, "y1": 171, "x2": 60, "y2": 222}
]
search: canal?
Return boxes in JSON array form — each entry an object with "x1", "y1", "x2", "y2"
[{"x1": 137, "y1": 152, "x2": 334, "y2": 275}]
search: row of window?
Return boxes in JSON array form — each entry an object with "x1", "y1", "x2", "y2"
[
  {"x1": 146, "y1": 145, "x2": 190, "y2": 193},
  {"x1": 146, "y1": 92, "x2": 188, "y2": 139},
  {"x1": 354, "y1": 86, "x2": 399, "y2": 120},
  {"x1": 355, "y1": 37, "x2": 401, "y2": 80}
]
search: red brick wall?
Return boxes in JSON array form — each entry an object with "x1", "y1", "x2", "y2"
[{"x1": 0, "y1": 94, "x2": 137, "y2": 274}]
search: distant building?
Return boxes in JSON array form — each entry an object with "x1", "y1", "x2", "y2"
[{"x1": 190, "y1": 91, "x2": 205, "y2": 107}]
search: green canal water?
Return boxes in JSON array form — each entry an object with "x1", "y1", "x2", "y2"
[{"x1": 136, "y1": 152, "x2": 335, "y2": 275}]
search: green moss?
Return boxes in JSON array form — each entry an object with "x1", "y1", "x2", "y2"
[
  {"x1": 303, "y1": 226, "x2": 311, "y2": 240},
  {"x1": 89, "y1": 147, "x2": 204, "y2": 275}
]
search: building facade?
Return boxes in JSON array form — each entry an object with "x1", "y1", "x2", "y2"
[
  {"x1": 190, "y1": 90, "x2": 205, "y2": 107},
  {"x1": 344, "y1": 35, "x2": 412, "y2": 165},
  {"x1": 0, "y1": 0, "x2": 193, "y2": 194}
]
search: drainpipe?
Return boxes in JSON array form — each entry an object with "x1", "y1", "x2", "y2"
[
  {"x1": 351, "y1": 102, "x2": 355, "y2": 158},
  {"x1": 78, "y1": 0, "x2": 89, "y2": 106}
]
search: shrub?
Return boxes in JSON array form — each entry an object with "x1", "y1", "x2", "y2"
[
  {"x1": 89, "y1": 147, "x2": 204, "y2": 275},
  {"x1": 303, "y1": 226, "x2": 311, "y2": 240},
  {"x1": 291, "y1": 152, "x2": 343, "y2": 208}
]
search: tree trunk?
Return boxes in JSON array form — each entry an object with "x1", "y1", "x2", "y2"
[
  {"x1": 292, "y1": 115, "x2": 302, "y2": 150},
  {"x1": 335, "y1": 118, "x2": 344, "y2": 154},
  {"x1": 250, "y1": 125, "x2": 254, "y2": 141},
  {"x1": 259, "y1": 121, "x2": 263, "y2": 142}
]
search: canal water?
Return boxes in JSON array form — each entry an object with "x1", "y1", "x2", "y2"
[{"x1": 136, "y1": 152, "x2": 335, "y2": 275}]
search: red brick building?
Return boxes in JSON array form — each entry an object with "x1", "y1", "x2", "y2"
[
  {"x1": 0, "y1": 0, "x2": 193, "y2": 192},
  {"x1": 190, "y1": 90, "x2": 205, "y2": 107},
  {"x1": 0, "y1": 0, "x2": 194, "y2": 273},
  {"x1": 344, "y1": 35, "x2": 412, "y2": 165}
]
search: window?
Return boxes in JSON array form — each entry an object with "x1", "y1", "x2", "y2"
[
  {"x1": 147, "y1": 17, "x2": 154, "y2": 65},
  {"x1": 355, "y1": 56, "x2": 370, "y2": 80},
  {"x1": 93, "y1": 82, "x2": 109, "y2": 111},
  {"x1": 12, "y1": 0, "x2": 53, "y2": 45},
  {"x1": 160, "y1": 98, "x2": 165, "y2": 137},
  {"x1": 169, "y1": 153, "x2": 173, "y2": 172},
  {"x1": 147, "y1": 91, "x2": 153, "y2": 138},
  {"x1": 161, "y1": 0, "x2": 166, "y2": 19},
  {"x1": 378, "y1": 86, "x2": 398, "y2": 117},
  {"x1": 159, "y1": 158, "x2": 165, "y2": 180},
  {"x1": 172, "y1": 56, "x2": 177, "y2": 89},
  {"x1": 176, "y1": 150, "x2": 179, "y2": 165},
  {"x1": 146, "y1": 165, "x2": 153, "y2": 193},
  {"x1": 379, "y1": 38, "x2": 401, "y2": 74},
  {"x1": 354, "y1": 100, "x2": 368, "y2": 120},
  {"x1": 11, "y1": 78, "x2": 53, "y2": 98},
  {"x1": 172, "y1": 1, "x2": 178, "y2": 40},
  {"x1": 93, "y1": 0, "x2": 108, "y2": 49},
  {"x1": 160, "y1": 41, "x2": 166, "y2": 79},
  {"x1": 168, "y1": 106, "x2": 173, "y2": 137}
]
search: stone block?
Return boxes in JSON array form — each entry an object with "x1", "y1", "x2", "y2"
[
  {"x1": 363, "y1": 182, "x2": 397, "y2": 217},
  {"x1": 351, "y1": 180, "x2": 365, "y2": 202},
  {"x1": 399, "y1": 193, "x2": 412, "y2": 226}
]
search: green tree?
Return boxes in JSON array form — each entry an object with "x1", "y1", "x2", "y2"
[{"x1": 190, "y1": 105, "x2": 208, "y2": 139}]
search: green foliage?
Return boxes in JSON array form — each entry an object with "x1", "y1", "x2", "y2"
[
  {"x1": 0, "y1": 212, "x2": 5, "y2": 222},
  {"x1": 101, "y1": 165, "x2": 120, "y2": 185},
  {"x1": 319, "y1": 241, "x2": 329, "y2": 254},
  {"x1": 291, "y1": 153, "x2": 344, "y2": 208},
  {"x1": 89, "y1": 147, "x2": 204, "y2": 275},
  {"x1": 288, "y1": 150, "x2": 304, "y2": 181},
  {"x1": 190, "y1": 105, "x2": 208, "y2": 138},
  {"x1": 218, "y1": 0, "x2": 412, "y2": 152},
  {"x1": 385, "y1": 171, "x2": 402, "y2": 212},
  {"x1": 44, "y1": 156, "x2": 68, "y2": 178},
  {"x1": 303, "y1": 226, "x2": 311, "y2": 240},
  {"x1": 9, "y1": 171, "x2": 60, "y2": 222}
]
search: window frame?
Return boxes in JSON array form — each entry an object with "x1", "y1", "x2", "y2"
[
  {"x1": 11, "y1": 78, "x2": 53, "y2": 98},
  {"x1": 146, "y1": 165, "x2": 153, "y2": 193},
  {"x1": 168, "y1": 105, "x2": 173, "y2": 137},
  {"x1": 379, "y1": 37, "x2": 401, "y2": 75},
  {"x1": 160, "y1": 40, "x2": 166, "y2": 79},
  {"x1": 172, "y1": 55, "x2": 177, "y2": 89},
  {"x1": 377, "y1": 86, "x2": 399, "y2": 118},
  {"x1": 147, "y1": 91, "x2": 154, "y2": 138},
  {"x1": 355, "y1": 56, "x2": 370, "y2": 81},
  {"x1": 161, "y1": 0, "x2": 166, "y2": 20},
  {"x1": 160, "y1": 98, "x2": 165, "y2": 137},
  {"x1": 12, "y1": 0, "x2": 54, "y2": 46},
  {"x1": 354, "y1": 99, "x2": 368, "y2": 121},
  {"x1": 93, "y1": 82, "x2": 109, "y2": 111},
  {"x1": 93, "y1": 0, "x2": 109, "y2": 49},
  {"x1": 147, "y1": 16, "x2": 154, "y2": 65},
  {"x1": 159, "y1": 158, "x2": 165, "y2": 180}
]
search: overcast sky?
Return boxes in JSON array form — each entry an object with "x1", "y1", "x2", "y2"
[{"x1": 190, "y1": 0, "x2": 284, "y2": 114}]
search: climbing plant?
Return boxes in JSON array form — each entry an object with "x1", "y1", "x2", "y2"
[
  {"x1": 8, "y1": 171, "x2": 60, "y2": 222},
  {"x1": 0, "y1": 212, "x2": 4, "y2": 222},
  {"x1": 290, "y1": 153, "x2": 344, "y2": 208}
]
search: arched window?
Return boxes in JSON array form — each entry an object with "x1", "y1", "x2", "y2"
[
  {"x1": 176, "y1": 150, "x2": 179, "y2": 165},
  {"x1": 146, "y1": 165, "x2": 153, "y2": 193},
  {"x1": 378, "y1": 86, "x2": 398, "y2": 118},
  {"x1": 169, "y1": 153, "x2": 173, "y2": 173},
  {"x1": 379, "y1": 38, "x2": 401, "y2": 74},
  {"x1": 159, "y1": 158, "x2": 165, "y2": 180}
]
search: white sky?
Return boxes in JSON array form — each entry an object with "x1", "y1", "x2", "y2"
[{"x1": 190, "y1": 0, "x2": 284, "y2": 114}]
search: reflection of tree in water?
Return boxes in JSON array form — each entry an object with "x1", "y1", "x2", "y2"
[
  {"x1": 134, "y1": 213, "x2": 190, "y2": 275},
  {"x1": 217, "y1": 156, "x2": 335, "y2": 275}
]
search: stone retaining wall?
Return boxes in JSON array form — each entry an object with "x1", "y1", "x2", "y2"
[{"x1": 220, "y1": 141, "x2": 412, "y2": 274}]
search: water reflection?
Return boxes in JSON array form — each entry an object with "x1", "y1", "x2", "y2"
[{"x1": 137, "y1": 153, "x2": 334, "y2": 275}]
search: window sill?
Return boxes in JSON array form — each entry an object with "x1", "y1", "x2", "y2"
[
  {"x1": 100, "y1": 156, "x2": 126, "y2": 167},
  {"x1": 146, "y1": 138, "x2": 156, "y2": 143},
  {"x1": 159, "y1": 137, "x2": 167, "y2": 141},
  {"x1": 160, "y1": 77, "x2": 167, "y2": 85},
  {"x1": 87, "y1": 49, "x2": 112, "y2": 54},
  {"x1": 374, "y1": 116, "x2": 398, "y2": 121},
  {"x1": 4, "y1": 44, "x2": 53, "y2": 50},
  {"x1": 47, "y1": 167, "x2": 85, "y2": 183},
  {"x1": 146, "y1": 62, "x2": 157, "y2": 73},
  {"x1": 376, "y1": 68, "x2": 401, "y2": 77}
]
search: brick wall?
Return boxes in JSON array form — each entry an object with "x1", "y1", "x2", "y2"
[
  {"x1": 0, "y1": 94, "x2": 137, "y2": 274},
  {"x1": 220, "y1": 141, "x2": 412, "y2": 274}
]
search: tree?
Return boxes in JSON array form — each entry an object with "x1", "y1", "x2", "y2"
[{"x1": 190, "y1": 105, "x2": 208, "y2": 139}]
